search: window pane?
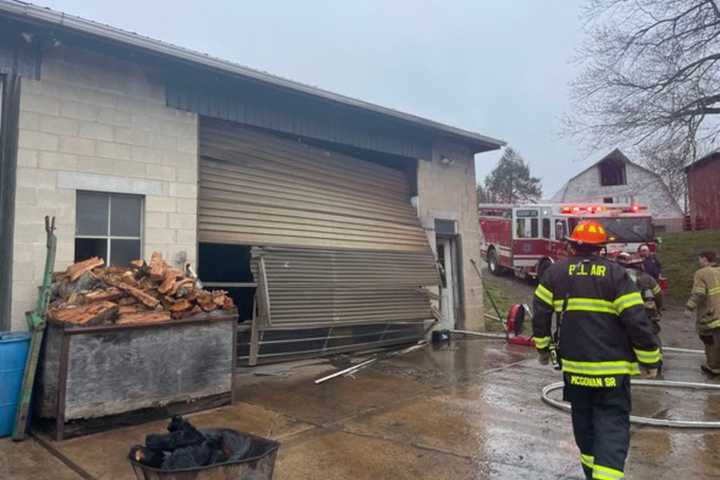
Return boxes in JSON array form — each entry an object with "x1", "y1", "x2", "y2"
[
  {"x1": 542, "y1": 219, "x2": 551, "y2": 239},
  {"x1": 110, "y1": 239, "x2": 141, "y2": 267},
  {"x1": 110, "y1": 194, "x2": 142, "y2": 237},
  {"x1": 530, "y1": 218, "x2": 539, "y2": 238},
  {"x1": 76, "y1": 191, "x2": 109, "y2": 236},
  {"x1": 75, "y1": 238, "x2": 108, "y2": 264},
  {"x1": 516, "y1": 219, "x2": 527, "y2": 238}
]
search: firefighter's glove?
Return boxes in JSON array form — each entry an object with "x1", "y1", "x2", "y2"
[
  {"x1": 537, "y1": 350, "x2": 550, "y2": 365},
  {"x1": 640, "y1": 367, "x2": 658, "y2": 379}
]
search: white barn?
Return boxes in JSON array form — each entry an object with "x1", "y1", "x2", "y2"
[{"x1": 551, "y1": 149, "x2": 684, "y2": 232}]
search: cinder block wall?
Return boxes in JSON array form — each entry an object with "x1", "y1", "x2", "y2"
[
  {"x1": 416, "y1": 141, "x2": 484, "y2": 331},
  {"x1": 10, "y1": 45, "x2": 198, "y2": 330}
]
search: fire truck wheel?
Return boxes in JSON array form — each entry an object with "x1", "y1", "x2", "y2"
[{"x1": 488, "y1": 248, "x2": 502, "y2": 276}]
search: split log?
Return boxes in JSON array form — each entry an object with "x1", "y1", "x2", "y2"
[
  {"x1": 195, "y1": 292, "x2": 217, "y2": 312},
  {"x1": 66, "y1": 257, "x2": 104, "y2": 282},
  {"x1": 117, "y1": 283, "x2": 160, "y2": 309},
  {"x1": 121, "y1": 270, "x2": 139, "y2": 287},
  {"x1": 50, "y1": 301, "x2": 118, "y2": 326},
  {"x1": 84, "y1": 287, "x2": 123, "y2": 303},
  {"x1": 158, "y1": 269, "x2": 183, "y2": 295},
  {"x1": 117, "y1": 311, "x2": 171, "y2": 325},
  {"x1": 118, "y1": 296, "x2": 137, "y2": 306},
  {"x1": 169, "y1": 299, "x2": 193, "y2": 313},
  {"x1": 149, "y1": 252, "x2": 168, "y2": 281},
  {"x1": 170, "y1": 278, "x2": 195, "y2": 296},
  {"x1": 212, "y1": 291, "x2": 228, "y2": 307},
  {"x1": 57, "y1": 272, "x2": 100, "y2": 299},
  {"x1": 118, "y1": 305, "x2": 141, "y2": 315},
  {"x1": 129, "y1": 259, "x2": 145, "y2": 269},
  {"x1": 222, "y1": 297, "x2": 235, "y2": 310}
]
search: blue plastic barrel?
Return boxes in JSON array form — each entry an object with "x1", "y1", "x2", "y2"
[{"x1": 0, "y1": 331, "x2": 31, "y2": 437}]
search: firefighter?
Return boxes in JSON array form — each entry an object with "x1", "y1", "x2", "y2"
[
  {"x1": 533, "y1": 220, "x2": 661, "y2": 480},
  {"x1": 617, "y1": 252, "x2": 664, "y2": 336},
  {"x1": 638, "y1": 244, "x2": 662, "y2": 280},
  {"x1": 685, "y1": 250, "x2": 720, "y2": 375}
]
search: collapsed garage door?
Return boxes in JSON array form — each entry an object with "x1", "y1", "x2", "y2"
[{"x1": 198, "y1": 118, "x2": 440, "y2": 364}]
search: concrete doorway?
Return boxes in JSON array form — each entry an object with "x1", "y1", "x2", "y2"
[{"x1": 436, "y1": 236, "x2": 460, "y2": 330}]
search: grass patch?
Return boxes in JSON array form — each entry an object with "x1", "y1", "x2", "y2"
[
  {"x1": 482, "y1": 274, "x2": 534, "y2": 333},
  {"x1": 658, "y1": 229, "x2": 720, "y2": 305}
]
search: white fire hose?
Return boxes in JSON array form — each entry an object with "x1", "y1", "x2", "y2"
[{"x1": 542, "y1": 379, "x2": 720, "y2": 428}]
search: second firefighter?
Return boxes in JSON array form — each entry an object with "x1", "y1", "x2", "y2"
[{"x1": 533, "y1": 220, "x2": 661, "y2": 480}]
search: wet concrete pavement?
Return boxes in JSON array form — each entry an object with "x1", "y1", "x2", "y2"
[{"x1": 3, "y1": 338, "x2": 720, "y2": 479}]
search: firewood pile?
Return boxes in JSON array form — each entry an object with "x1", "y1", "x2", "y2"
[{"x1": 48, "y1": 252, "x2": 235, "y2": 327}]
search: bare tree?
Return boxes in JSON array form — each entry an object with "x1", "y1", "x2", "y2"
[{"x1": 567, "y1": 0, "x2": 720, "y2": 207}]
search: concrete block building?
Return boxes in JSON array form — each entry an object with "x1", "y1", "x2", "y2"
[
  {"x1": 551, "y1": 149, "x2": 684, "y2": 232},
  {"x1": 0, "y1": 2, "x2": 503, "y2": 363}
]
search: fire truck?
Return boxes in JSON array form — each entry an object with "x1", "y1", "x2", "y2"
[{"x1": 479, "y1": 203, "x2": 658, "y2": 280}]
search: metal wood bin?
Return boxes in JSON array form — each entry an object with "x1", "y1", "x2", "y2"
[{"x1": 35, "y1": 312, "x2": 238, "y2": 440}]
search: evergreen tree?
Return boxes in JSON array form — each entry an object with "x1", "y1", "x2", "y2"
[{"x1": 483, "y1": 147, "x2": 542, "y2": 203}]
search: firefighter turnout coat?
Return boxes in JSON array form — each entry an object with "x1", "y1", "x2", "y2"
[
  {"x1": 533, "y1": 254, "x2": 662, "y2": 377},
  {"x1": 686, "y1": 263, "x2": 720, "y2": 334},
  {"x1": 628, "y1": 269, "x2": 663, "y2": 318}
]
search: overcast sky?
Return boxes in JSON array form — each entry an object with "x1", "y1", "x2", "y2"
[{"x1": 40, "y1": 0, "x2": 587, "y2": 197}]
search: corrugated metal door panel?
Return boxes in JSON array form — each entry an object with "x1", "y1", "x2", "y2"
[
  {"x1": 200, "y1": 160, "x2": 414, "y2": 218},
  {"x1": 198, "y1": 119, "x2": 430, "y2": 251},
  {"x1": 201, "y1": 122, "x2": 409, "y2": 191},
  {"x1": 252, "y1": 247, "x2": 439, "y2": 329}
]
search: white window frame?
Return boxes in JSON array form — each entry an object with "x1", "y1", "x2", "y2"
[{"x1": 75, "y1": 191, "x2": 144, "y2": 265}]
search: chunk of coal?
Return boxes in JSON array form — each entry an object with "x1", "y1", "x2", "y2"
[
  {"x1": 221, "y1": 430, "x2": 253, "y2": 461},
  {"x1": 161, "y1": 438, "x2": 223, "y2": 470},
  {"x1": 161, "y1": 445, "x2": 197, "y2": 470},
  {"x1": 146, "y1": 416, "x2": 205, "y2": 451},
  {"x1": 129, "y1": 445, "x2": 165, "y2": 468}
]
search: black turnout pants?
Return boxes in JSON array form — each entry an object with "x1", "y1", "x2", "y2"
[{"x1": 564, "y1": 374, "x2": 631, "y2": 480}]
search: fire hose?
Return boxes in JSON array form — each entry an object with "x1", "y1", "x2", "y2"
[{"x1": 541, "y1": 379, "x2": 720, "y2": 428}]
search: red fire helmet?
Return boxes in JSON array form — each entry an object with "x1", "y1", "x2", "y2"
[{"x1": 567, "y1": 220, "x2": 608, "y2": 246}]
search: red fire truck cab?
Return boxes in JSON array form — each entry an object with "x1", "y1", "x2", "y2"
[{"x1": 479, "y1": 203, "x2": 657, "y2": 280}]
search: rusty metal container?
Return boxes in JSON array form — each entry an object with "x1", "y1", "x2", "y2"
[
  {"x1": 35, "y1": 312, "x2": 237, "y2": 440},
  {"x1": 128, "y1": 429, "x2": 280, "y2": 480}
]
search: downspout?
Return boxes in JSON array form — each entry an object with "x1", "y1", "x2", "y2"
[{"x1": 0, "y1": 74, "x2": 21, "y2": 331}]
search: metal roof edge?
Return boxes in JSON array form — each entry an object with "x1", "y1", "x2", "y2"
[{"x1": 0, "y1": 0, "x2": 505, "y2": 151}]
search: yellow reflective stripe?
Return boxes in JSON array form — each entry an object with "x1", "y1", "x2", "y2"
[
  {"x1": 652, "y1": 285, "x2": 662, "y2": 295},
  {"x1": 710, "y1": 287, "x2": 720, "y2": 296},
  {"x1": 581, "y1": 454, "x2": 594, "y2": 469},
  {"x1": 553, "y1": 298, "x2": 616, "y2": 315},
  {"x1": 562, "y1": 359, "x2": 640, "y2": 376},
  {"x1": 534, "y1": 284, "x2": 554, "y2": 306},
  {"x1": 593, "y1": 464, "x2": 624, "y2": 479},
  {"x1": 692, "y1": 287, "x2": 707, "y2": 295},
  {"x1": 634, "y1": 347, "x2": 661, "y2": 364},
  {"x1": 707, "y1": 319, "x2": 720, "y2": 330},
  {"x1": 534, "y1": 336, "x2": 551, "y2": 349},
  {"x1": 614, "y1": 292, "x2": 644, "y2": 314}
]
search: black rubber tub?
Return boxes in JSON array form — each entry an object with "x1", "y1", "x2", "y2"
[{"x1": 128, "y1": 429, "x2": 280, "y2": 480}]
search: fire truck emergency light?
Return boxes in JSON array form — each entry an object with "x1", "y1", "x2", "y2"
[{"x1": 560, "y1": 204, "x2": 646, "y2": 214}]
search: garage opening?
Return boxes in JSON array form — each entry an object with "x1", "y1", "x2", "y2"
[
  {"x1": 197, "y1": 118, "x2": 440, "y2": 365},
  {"x1": 197, "y1": 243, "x2": 255, "y2": 322}
]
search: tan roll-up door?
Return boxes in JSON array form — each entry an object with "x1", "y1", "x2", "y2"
[
  {"x1": 251, "y1": 247, "x2": 440, "y2": 329},
  {"x1": 198, "y1": 118, "x2": 430, "y2": 252}
]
